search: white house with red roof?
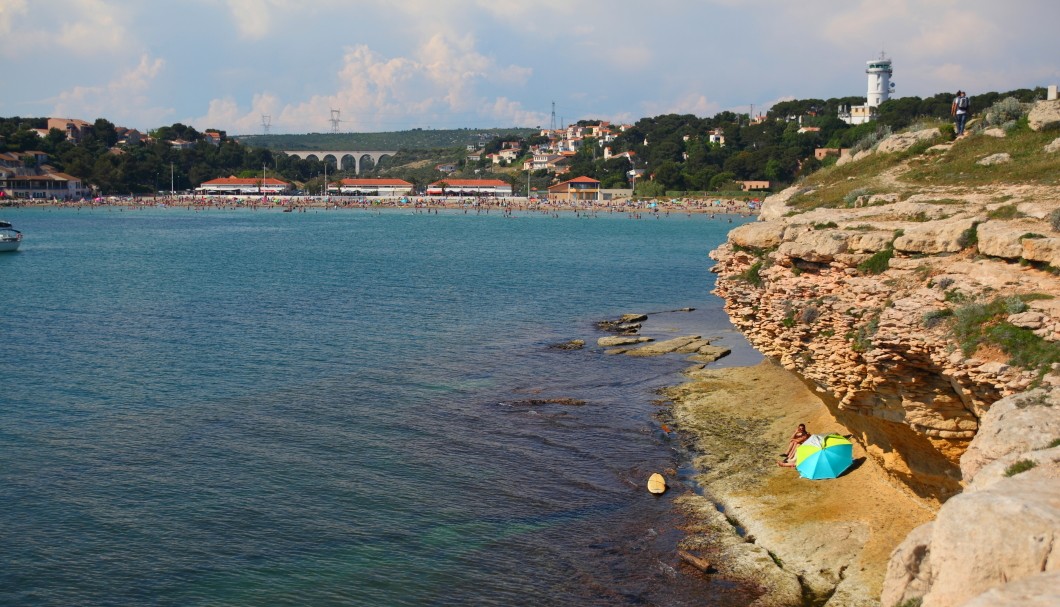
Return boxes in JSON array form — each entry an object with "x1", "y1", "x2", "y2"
[
  {"x1": 426, "y1": 178, "x2": 512, "y2": 197},
  {"x1": 196, "y1": 176, "x2": 292, "y2": 195},
  {"x1": 329, "y1": 178, "x2": 413, "y2": 196}
]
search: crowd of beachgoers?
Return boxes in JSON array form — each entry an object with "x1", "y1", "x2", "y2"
[{"x1": 3, "y1": 195, "x2": 761, "y2": 216}]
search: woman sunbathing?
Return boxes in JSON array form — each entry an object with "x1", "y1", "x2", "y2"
[{"x1": 779, "y1": 423, "x2": 810, "y2": 464}]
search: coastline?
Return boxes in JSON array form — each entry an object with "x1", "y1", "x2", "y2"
[
  {"x1": 0, "y1": 194, "x2": 760, "y2": 216},
  {"x1": 662, "y1": 360, "x2": 937, "y2": 606}
]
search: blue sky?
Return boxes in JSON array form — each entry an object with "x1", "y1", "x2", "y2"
[{"x1": 2, "y1": 0, "x2": 1058, "y2": 135}]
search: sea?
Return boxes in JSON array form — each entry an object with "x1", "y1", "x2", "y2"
[{"x1": 0, "y1": 205, "x2": 764, "y2": 607}]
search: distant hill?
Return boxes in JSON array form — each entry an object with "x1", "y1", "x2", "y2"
[{"x1": 236, "y1": 128, "x2": 539, "y2": 151}]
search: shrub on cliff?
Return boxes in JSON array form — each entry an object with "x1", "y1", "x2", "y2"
[
  {"x1": 1003, "y1": 459, "x2": 1038, "y2": 477},
  {"x1": 1049, "y1": 209, "x2": 1060, "y2": 232},
  {"x1": 739, "y1": 261, "x2": 764, "y2": 287},
  {"x1": 857, "y1": 248, "x2": 893, "y2": 275},
  {"x1": 979, "y1": 97, "x2": 1029, "y2": 131},
  {"x1": 952, "y1": 296, "x2": 1060, "y2": 373}
]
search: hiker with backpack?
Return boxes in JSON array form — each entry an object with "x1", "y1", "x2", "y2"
[{"x1": 952, "y1": 91, "x2": 971, "y2": 137}]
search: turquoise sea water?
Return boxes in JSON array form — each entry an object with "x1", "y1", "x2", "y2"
[{"x1": 1, "y1": 206, "x2": 762, "y2": 606}]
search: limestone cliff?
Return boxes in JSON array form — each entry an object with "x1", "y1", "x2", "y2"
[
  {"x1": 705, "y1": 99, "x2": 1060, "y2": 606},
  {"x1": 710, "y1": 102, "x2": 1060, "y2": 503}
]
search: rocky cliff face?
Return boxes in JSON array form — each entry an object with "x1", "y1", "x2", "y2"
[
  {"x1": 710, "y1": 104, "x2": 1060, "y2": 503},
  {"x1": 707, "y1": 100, "x2": 1060, "y2": 606}
]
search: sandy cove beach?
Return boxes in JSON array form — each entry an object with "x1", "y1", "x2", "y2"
[{"x1": 662, "y1": 360, "x2": 937, "y2": 606}]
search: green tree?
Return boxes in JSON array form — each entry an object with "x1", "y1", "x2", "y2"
[{"x1": 709, "y1": 171, "x2": 738, "y2": 191}]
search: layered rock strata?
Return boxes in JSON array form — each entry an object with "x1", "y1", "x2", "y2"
[{"x1": 710, "y1": 117, "x2": 1060, "y2": 503}]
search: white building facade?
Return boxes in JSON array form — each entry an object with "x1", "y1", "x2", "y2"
[{"x1": 839, "y1": 53, "x2": 894, "y2": 125}]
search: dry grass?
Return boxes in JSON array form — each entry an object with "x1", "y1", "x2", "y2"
[{"x1": 787, "y1": 125, "x2": 1060, "y2": 213}]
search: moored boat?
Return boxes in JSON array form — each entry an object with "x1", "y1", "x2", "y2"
[{"x1": 0, "y1": 220, "x2": 23, "y2": 252}]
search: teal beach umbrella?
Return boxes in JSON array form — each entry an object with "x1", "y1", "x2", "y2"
[{"x1": 794, "y1": 433, "x2": 854, "y2": 480}]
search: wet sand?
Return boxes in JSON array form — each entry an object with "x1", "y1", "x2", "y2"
[{"x1": 664, "y1": 360, "x2": 937, "y2": 606}]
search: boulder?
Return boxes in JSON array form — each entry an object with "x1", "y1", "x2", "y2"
[
  {"x1": 876, "y1": 128, "x2": 940, "y2": 154},
  {"x1": 759, "y1": 185, "x2": 803, "y2": 221},
  {"x1": 1020, "y1": 236, "x2": 1060, "y2": 267},
  {"x1": 1028, "y1": 99, "x2": 1060, "y2": 132},
  {"x1": 624, "y1": 335, "x2": 702, "y2": 357},
  {"x1": 960, "y1": 571, "x2": 1060, "y2": 607},
  {"x1": 729, "y1": 221, "x2": 787, "y2": 249},
  {"x1": 1045, "y1": 137, "x2": 1060, "y2": 154},
  {"x1": 982, "y1": 127, "x2": 1007, "y2": 138},
  {"x1": 881, "y1": 523, "x2": 935, "y2": 607},
  {"x1": 977, "y1": 152, "x2": 1012, "y2": 166},
  {"x1": 847, "y1": 231, "x2": 893, "y2": 253},
  {"x1": 777, "y1": 231, "x2": 849, "y2": 263},
  {"x1": 966, "y1": 446, "x2": 1060, "y2": 493},
  {"x1": 687, "y1": 345, "x2": 731, "y2": 363},
  {"x1": 893, "y1": 218, "x2": 978, "y2": 254},
  {"x1": 917, "y1": 476, "x2": 1060, "y2": 607},
  {"x1": 960, "y1": 388, "x2": 1060, "y2": 481},
  {"x1": 976, "y1": 220, "x2": 1033, "y2": 259},
  {"x1": 597, "y1": 335, "x2": 653, "y2": 347}
]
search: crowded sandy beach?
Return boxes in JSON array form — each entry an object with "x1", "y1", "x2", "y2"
[{"x1": 3, "y1": 194, "x2": 762, "y2": 216}]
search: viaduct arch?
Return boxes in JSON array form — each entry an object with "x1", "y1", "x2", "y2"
[{"x1": 282, "y1": 150, "x2": 398, "y2": 175}]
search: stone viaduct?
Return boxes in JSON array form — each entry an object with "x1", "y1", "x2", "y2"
[{"x1": 282, "y1": 150, "x2": 398, "y2": 175}]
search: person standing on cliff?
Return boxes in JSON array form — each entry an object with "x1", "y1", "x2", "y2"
[{"x1": 952, "y1": 90, "x2": 970, "y2": 137}]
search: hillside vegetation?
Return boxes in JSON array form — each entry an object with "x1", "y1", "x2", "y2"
[
  {"x1": 0, "y1": 87, "x2": 1049, "y2": 195},
  {"x1": 237, "y1": 128, "x2": 538, "y2": 151}
]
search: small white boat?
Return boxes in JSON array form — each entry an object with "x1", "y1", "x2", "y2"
[{"x1": 0, "y1": 220, "x2": 22, "y2": 252}]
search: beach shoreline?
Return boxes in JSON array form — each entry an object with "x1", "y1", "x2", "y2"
[
  {"x1": 1, "y1": 194, "x2": 761, "y2": 216},
  {"x1": 661, "y1": 360, "x2": 938, "y2": 606}
]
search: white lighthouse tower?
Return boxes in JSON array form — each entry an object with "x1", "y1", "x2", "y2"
[
  {"x1": 839, "y1": 52, "x2": 894, "y2": 125},
  {"x1": 866, "y1": 52, "x2": 893, "y2": 107}
]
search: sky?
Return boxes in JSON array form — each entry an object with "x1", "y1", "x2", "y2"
[{"x1": 2, "y1": 0, "x2": 1058, "y2": 135}]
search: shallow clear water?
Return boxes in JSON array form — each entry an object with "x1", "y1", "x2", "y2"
[{"x1": 0, "y1": 206, "x2": 762, "y2": 606}]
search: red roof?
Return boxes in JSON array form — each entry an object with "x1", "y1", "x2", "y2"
[
  {"x1": 200, "y1": 176, "x2": 289, "y2": 186},
  {"x1": 338, "y1": 178, "x2": 412, "y2": 186},
  {"x1": 561, "y1": 176, "x2": 600, "y2": 184},
  {"x1": 428, "y1": 179, "x2": 510, "y2": 187}
]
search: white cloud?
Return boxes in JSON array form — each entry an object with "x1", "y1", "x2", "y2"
[
  {"x1": 1, "y1": 0, "x2": 131, "y2": 57},
  {"x1": 660, "y1": 94, "x2": 723, "y2": 117},
  {"x1": 52, "y1": 55, "x2": 171, "y2": 126},
  {"x1": 190, "y1": 35, "x2": 537, "y2": 132},
  {"x1": 57, "y1": 0, "x2": 129, "y2": 52},
  {"x1": 0, "y1": 0, "x2": 27, "y2": 35},
  {"x1": 223, "y1": 0, "x2": 288, "y2": 40}
]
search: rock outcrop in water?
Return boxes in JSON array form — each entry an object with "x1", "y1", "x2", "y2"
[{"x1": 706, "y1": 102, "x2": 1060, "y2": 605}]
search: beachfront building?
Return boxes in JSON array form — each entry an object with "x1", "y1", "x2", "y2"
[
  {"x1": 330, "y1": 178, "x2": 413, "y2": 196},
  {"x1": 0, "y1": 171, "x2": 89, "y2": 199},
  {"x1": 839, "y1": 53, "x2": 894, "y2": 125},
  {"x1": 426, "y1": 179, "x2": 513, "y2": 197},
  {"x1": 547, "y1": 176, "x2": 601, "y2": 203},
  {"x1": 738, "y1": 180, "x2": 770, "y2": 192},
  {"x1": 196, "y1": 176, "x2": 292, "y2": 195}
]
